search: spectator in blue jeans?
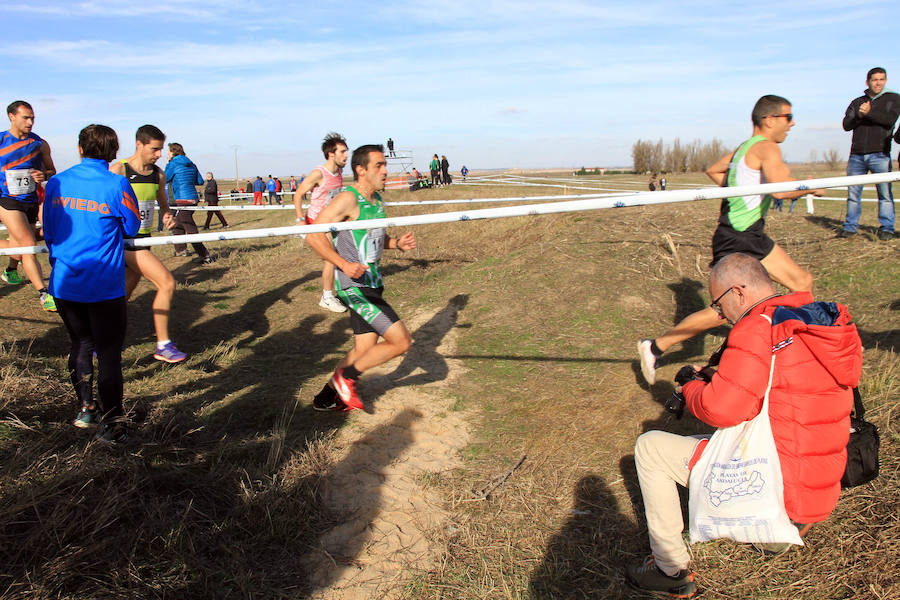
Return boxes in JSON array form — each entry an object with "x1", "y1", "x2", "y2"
[{"x1": 839, "y1": 67, "x2": 900, "y2": 240}]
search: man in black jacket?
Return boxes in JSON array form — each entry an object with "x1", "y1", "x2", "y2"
[{"x1": 839, "y1": 67, "x2": 900, "y2": 240}]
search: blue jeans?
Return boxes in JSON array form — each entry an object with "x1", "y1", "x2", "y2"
[{"x1": 844, "y1": 152, "x2": 895, "y2": 233}]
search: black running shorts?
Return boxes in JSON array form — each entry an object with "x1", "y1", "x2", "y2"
[
  {"x1": 710, "y1": 224, "x2": 775, "y2": 267},
  {"x1": 124, "y1": 232, "x2": 152, "y2": 251},
  {"x1": 0, "y1": 196, "x2": 39, "y2": 224},
  {"x1": 337, "y1": 286, "x2": 402, "y2": 336}
]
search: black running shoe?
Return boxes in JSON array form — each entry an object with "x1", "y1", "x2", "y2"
[
  {"x1": 626, "y1": 555, "x2": 696, "y2": 598},
  {"x1": 313, "y1": 388, "x2": 349, "y2": 412},
  {"x1": 96, "y1": 423, "x2": 128, "y2": 446}
]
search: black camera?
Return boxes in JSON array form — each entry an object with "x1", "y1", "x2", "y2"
[{"x1": 665, "y1": 365, "x2": 713, "y2": 419}]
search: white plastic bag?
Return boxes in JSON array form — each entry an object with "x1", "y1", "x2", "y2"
[{"x1": 688, "y1": 354, "x2": 803, "y2": 546}]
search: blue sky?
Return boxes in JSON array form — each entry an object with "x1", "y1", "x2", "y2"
[{"x1": 4, "y1": 0, "x2": 898, "y2": 179}]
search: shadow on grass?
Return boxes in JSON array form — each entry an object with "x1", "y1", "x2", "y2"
[
  {"x1": 857, "y1": 326, "x2": 900, "y2": 352},
  {"x1": 363, "y1": 294, "x2": 468, "y2": 406},
  {"x1": 528, "y1": 475, "x2": 639, "y2": 598},
  {"x1": 0, "y1": 401, "x2": 420, "y2": 598}
]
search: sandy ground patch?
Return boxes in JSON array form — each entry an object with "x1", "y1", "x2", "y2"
[{"x1": 304, "y1": 296, "x2": 470, "y2": 599}]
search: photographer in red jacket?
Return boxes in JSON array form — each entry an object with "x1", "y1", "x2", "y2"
[{"x1": 627, "y1": 253, "x2": 862, "y2": 598}]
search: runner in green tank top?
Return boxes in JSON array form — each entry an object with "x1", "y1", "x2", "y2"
[
  {"x1": 635, "y1": 95, "x2": 825, "y2": 386},
  {"x1": 306, "y1": 144, "x2": 417, "y2": 411},
  {"x1": 109, "y1": 125, "x2": 187, "y2": 364}
]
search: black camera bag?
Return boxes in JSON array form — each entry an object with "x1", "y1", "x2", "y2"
[{"x1": 841, "y1": 388, "x2": 880, "y2": 488}]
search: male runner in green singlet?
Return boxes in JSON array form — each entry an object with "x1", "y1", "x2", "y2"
[
  {"x1": 109, "y1": 125, "x2": 186, "y2": 363},
  {"x1": 306, "y1": 144, "x2": 417, "y2": 411},
  {"x1": 638, "y1": 95, "x2": 824, "y2": 384}
]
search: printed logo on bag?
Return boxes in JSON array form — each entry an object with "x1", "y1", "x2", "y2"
[{"x1": 704, "y1": 444, "x2": 768, "y2": 507}]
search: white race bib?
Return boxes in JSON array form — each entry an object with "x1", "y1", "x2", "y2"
[
  {"x1": 364, "y1": 227, "x2": 386, "y2": 263},
  {"x1": 5, "y1": 169, "x2": 35, "y2": 195}
]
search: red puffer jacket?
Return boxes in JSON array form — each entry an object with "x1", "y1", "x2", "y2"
[{"x1": 684, "y1": 291, "x2": 862, "y2": 524}]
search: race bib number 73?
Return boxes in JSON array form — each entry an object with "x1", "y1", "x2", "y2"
[{"x1": 5, "y1": 169, "x2": 36, "y2": 195}]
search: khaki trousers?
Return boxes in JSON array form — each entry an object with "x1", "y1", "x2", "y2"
[{"x1": 634, "y1": 430, "x2": 708, "y2": 576}]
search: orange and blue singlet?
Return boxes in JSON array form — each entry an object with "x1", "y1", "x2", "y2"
[{"x1": 0, "y1": 130, "x2": 44, "y2": 202}]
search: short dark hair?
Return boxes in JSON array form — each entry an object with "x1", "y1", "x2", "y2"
[
  {"x1": 351, "y1": 144, "x2": 385, "y2": 181},
  {"x1": 6, "y1": 100, "x2": 32, "y2": 116},
  {"x1": 751, "y1": 95, "x2": 791, "y2": 127},
  {"x1": 867, "y1": 67, "x2": 886, "y2": 80},
  {"x1": 322, "y1": 132, "x2": 347, "y2": 159},
  {"x1": 136, "y1": 124, "x2": 165, "y2": 144},
  {"x1": 167, "y1": 142, "x2": 185, "y2": 156},
  {"x1": 79, "y1": 124, "x2": 119, "y2": 162}
]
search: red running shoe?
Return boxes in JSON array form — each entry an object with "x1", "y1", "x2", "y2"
[{"x1": 330, "y1": 368, "x2": 363, "y2": 410}]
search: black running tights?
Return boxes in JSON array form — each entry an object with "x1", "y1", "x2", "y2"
[{"x1": 55, "y1": 296, "x2": 127, "y2": 420}]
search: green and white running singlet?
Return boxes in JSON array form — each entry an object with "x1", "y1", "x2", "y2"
[
  {"x1": 333, "y1": 186, "x2": 387, "y2": 290},
  {"x1": 717, "y1": 135, "x2": 774, "y2": 233},
  {"x1": 122, "y1": 160, "x2": 161, "y2": 236}
]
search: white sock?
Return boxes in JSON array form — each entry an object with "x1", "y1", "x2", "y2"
[
  {"x1": 157, "y1": 340, "x2": 171, "y2": 350},
  {"x1": 322, "y1": 290, "x2": 335, "y2": 299}
]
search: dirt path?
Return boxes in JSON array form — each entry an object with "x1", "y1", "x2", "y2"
[{"x1": 304, "y1": 300, "x2": 470, "y2": 599}]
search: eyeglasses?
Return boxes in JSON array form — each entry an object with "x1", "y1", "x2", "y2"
[
  {"x1": 709, "y1": 286, "x2": 735, "y2": 316},
  {"x1": 768, "y1": 113, "x2": 793, "y2": 121}
]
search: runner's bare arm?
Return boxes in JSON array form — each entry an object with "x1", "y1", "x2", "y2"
[
  {"x1": 293, "y1": 169, "x2": 323, "y2": 220},
  {"x1": 109, "y1": 161, "x2": 125, "y2": 175},
  {"x1": 34, "y1": 141, "x2": 56, "y2": 183},
  {"x1": 157, "y1": 169, "x2": 175, "y2": 229},
  {"x1": 387, "y1": 232, "x2": 416, "y2": 251},
  {"x1": 705, "y1": 152, "x2": 733, "y2": 186},
  {"x1": 757, "y1": 143, "x2": 824, "y2": 199},
  {"x1": 306, "y1": 190, "x2": 367, "y2": 278}
]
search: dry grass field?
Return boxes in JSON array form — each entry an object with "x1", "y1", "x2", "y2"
[{"x1": 1, "y1": 169, "x2": 897, "y2": 599}]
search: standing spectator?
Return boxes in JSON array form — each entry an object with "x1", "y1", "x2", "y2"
[
  {"x1": 461, "y1": 165, "x2": 468, "y2": 181},
  {"x1": 274, "y1": 177, "x2": 283, "y2": 204},
  {"x1": 289, "y1": 175, "x2": 297, "y2": 192},
  {"x1": 203, "y1": 171, "x2": 228, "y2": 229},
  {"x1": 42, "y1": 124, "x2": 141, "y2": 444},
  {"x1": 441, "y1": 154, "x2": 450, "y2": 185},
  {"x1": 838, "y1": 67, "x2": 900, "y2": 239},
  {"x1": 266, "y1": 175, "x2": 277, "y2": 204},
  {"x1": 252, "y1": 176, "x2": 264, "y2": 205},
  {"x1": 894, "y1": 121, "x2": 900, "y2": 171},
  {"x1": 648, "y1": 173, "x2": 658, "y2": 191},
  {"x1": 659, "y1": 175, "x2": 667, "y2": 191},
  {"x1": 429, "y1": 154, "x2": 440, "y2": 187},
  {"x1": 387, "y1": 137, "x2": 395, "y2": 157},
  {"x1": 165, "y1": 142, "x2": 211, "y2": 263}
]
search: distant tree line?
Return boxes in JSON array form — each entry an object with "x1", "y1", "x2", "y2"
[
  {"x1": 632, "y1": 138, "x2": 729, "y2": 174},
  {"x1": 633, "y1": 139, "x2": 846, "y2": 174}
]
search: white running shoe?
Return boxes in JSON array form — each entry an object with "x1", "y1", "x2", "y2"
[
  {"x1": 637, "y1": 339, "x2": 658, "y2": 385},
  {"x1": 319, "y1": 295, "x2": 347, "y2": 313}
]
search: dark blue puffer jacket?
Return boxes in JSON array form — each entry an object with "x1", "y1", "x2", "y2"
[{"x1": 165, "y1": 154, "x2": 204, "y2": 204}]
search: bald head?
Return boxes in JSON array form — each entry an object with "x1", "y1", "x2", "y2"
[
  {"x1": 711, "y1": 254, "x2": 776, "y2": 295},
  {"x1": 709, "y1": 254, "x2": 777, "y2": 323}
]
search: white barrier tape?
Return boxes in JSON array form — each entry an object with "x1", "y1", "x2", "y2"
[
  {"x1": 173, "y1": 190, "x2": 642, "y2": 211},
  {"x1": 4, "y1": 172, "x2": 898, "y2": 256}
]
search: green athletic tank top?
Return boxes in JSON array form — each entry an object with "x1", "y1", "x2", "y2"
[
  {"x1": 122, "y1": 160, "x2": 160, "y2": 235},
  {"x1": 334, "y1": 186, "x2": 387, "y2": 290},
  {"x1": 718, "y1": 135, "x2": 773, "y2": 232}
]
